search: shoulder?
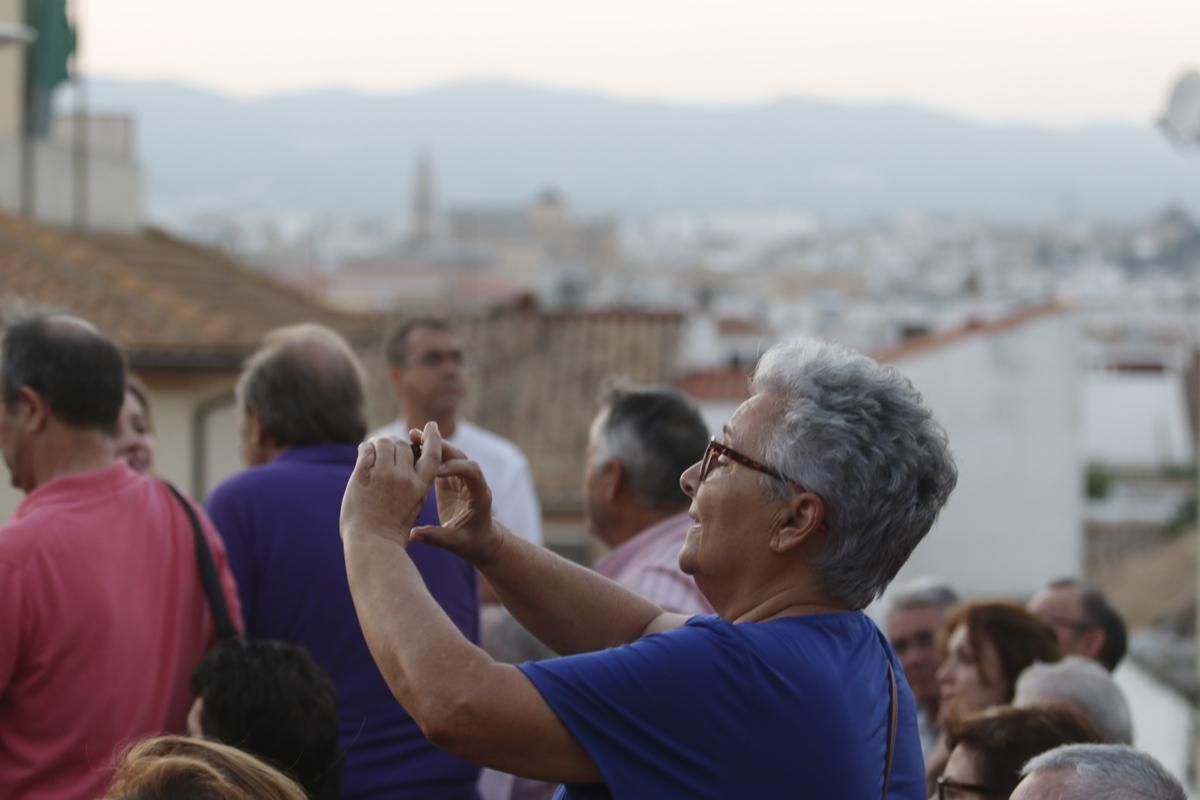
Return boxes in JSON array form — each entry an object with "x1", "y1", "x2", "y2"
[
  {"x1": 207, "y1": 463, "x2": 283, "y2": 505},
  {"x1": 0, "y1": 515, "x2": 44, "y2": 567},
  {"x1": 370, "y1": 418, "x2": 408, "y2": 439}
]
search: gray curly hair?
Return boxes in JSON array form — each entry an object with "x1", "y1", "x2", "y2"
[{"x1": 751, "y1": 338, "x2": 958, "y2": 609}]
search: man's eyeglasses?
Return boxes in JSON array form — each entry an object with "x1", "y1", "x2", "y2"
[
  {"x1": 412, "y1": 349, "x2": 464, "y2": 369},
  {"x1": 1040, "y1": 616, "x2": 1094, "y2": 634},
  {"x1": 698, "y1": 439, "x2": 805, "y2": 493},
  {"x1": 937, "y1": 776, "x2": 1002, "y2": 799}
]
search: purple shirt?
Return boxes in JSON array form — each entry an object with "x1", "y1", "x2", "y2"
[
  {"x1": 594, "y1": 514, "x2": 711, "y2": 615},
  {"x1": 206, "y1": 443, "x2": 480, "y2": 800}
]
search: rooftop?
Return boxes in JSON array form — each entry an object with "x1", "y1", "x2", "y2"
[{"x1": 0, "y1": 213, "x2": 363, "y2": 369}]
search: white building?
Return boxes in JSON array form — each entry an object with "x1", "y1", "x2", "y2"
[{"x1": 879, "y1": 305, "x2": 1083, "y2": 599}]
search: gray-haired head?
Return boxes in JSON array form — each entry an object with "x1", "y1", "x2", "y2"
[
  {"x1": 887, "y1": 577, "x2": 960, "y2": 614},
  {"x1": 237, "y1": 323, "x2": 369, "y2": 447},
  {"x1": 593, "y1": 385, "x2": 709, "y2": 509},
  {"x1": 750, "y1": 338, "x2": 957, "y2": 610},
  {"x1": 1015, "y1": 656, "x2": 1133, "y2": 744},
  {"x1": 1017, "y1": 744, "x2": 1186, "y2": 800}
]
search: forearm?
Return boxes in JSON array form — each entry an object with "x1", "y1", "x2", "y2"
[
  {"x1": 480, "y1": 523, "x2": 667, "y2": 655},
  {"x1": 343, "y1": 528, "x2": 600, "y2": 784},
  {"x1": 343, "y1": 530, "x2": 492, "y2": 725}
]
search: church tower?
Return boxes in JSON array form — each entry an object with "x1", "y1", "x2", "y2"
[{"x1": 411, "y1": 153, "x2": 434, "y2": 245}]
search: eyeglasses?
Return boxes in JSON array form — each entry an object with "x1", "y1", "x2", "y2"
[
  {"x1": 412, "y1": 349, "x2": 465, "y2": 369},
  {"x1": 937, "y1": 776, "x2": 1001, "y2": 799},
  {"x1": 1040, "y1": 616, "x2": 1095, "y2": 634},
  {"x1": 698, "y1": 438, "x2": 805, "y2": 492}
]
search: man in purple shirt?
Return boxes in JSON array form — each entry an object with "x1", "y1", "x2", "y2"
[
  {"x1": 206, "y1": 324, "x2": 479, "y2": 800},
  {"x1": 585, "y1": 386, "x2": 711, "y2": 615}
]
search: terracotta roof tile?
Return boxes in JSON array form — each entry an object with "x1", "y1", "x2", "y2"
[{"x1": 0, "y1": 214, "x2": 365, "y2": 367}]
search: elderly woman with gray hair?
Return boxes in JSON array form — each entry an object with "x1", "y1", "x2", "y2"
[{"x1": 339, "y1": 338, "x2": 958, "y2": 799}]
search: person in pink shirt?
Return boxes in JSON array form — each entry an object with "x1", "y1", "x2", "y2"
[
  {"x1": 0, "y1": 313, "x2": 241, "y2": 800},
  {"x1": 585, "y1": 385, "x2": 712, "y2": 615}
]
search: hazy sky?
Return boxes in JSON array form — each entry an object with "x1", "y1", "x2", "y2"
[{"x1": 83, "y1": 0, "x2": 1198, "y2": 127}]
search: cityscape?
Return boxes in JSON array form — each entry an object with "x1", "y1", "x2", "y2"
[{"x1": 1, "y1": 1, "x2": 1199, "y2": 797}]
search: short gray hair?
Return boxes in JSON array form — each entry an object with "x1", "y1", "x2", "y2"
[
  {"x1": 751, "y1": 338, "x2": 957, "y2": 609},
  {"x1": 888, "y1": 577, "x2": 960, "y2": 614},
  {"x1": 1015, "y1": 656, "x2": 1133, "y2": 744},
  {"x1": 238, "y1": 324, "x2": 369, "y2": 447},
  {"x1": 1021, "y1": 744, "x2": 1186, "y2": 800},
  {"x1": 594, "y1": 385, "x2": 709, "y2": 508}
]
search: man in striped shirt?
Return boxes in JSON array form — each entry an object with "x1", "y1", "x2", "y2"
[{"x1": 584, "y1": 386, "x2": 712, "y2": 615}]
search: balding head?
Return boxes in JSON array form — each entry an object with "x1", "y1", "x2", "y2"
[
  {"x1": 1015, "y1": 656, "x2": 1133, "y2": 744},
  {"x1": 1, "y1": 313, "x2": 126, "y2": 433},
  {"x1": 237, "y1": 324, "x2": 368, "y2": 462}
]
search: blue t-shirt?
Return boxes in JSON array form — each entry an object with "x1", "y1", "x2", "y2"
[
  {"x1": 519, "y1": 612, "x2": 924, "y2": 800},
  {"x1": 207, "y1": 443, "x2": 481, "y2": 800}
]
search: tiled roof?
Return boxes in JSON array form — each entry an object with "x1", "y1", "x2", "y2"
[
  {"x1": 366, "y1": 308, "x2": 686, "y2": 514},
  {"x1": 0, "y1": 213, "x2": 364, "y2": 368},
  {"x1": 672, "y1": 302, "x2": 1072, "y2": 402},
  {"x1": 870, "y1": 302, "x2": 1069, "y2": 364},
  {"x1": 674, "y1": 366, "x2": 754, "y2": 401}
]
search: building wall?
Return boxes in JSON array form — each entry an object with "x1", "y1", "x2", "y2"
[
  {"x1": 881, "y1": 312, "x2": 1083, "y2": 601},
  {"x1": 136, "y1": 370, "x2": 241, "y2": 499},
  {"x1": 0, "y1": 133, "x2": 143, "y2": 231},
  {"x1": 0, "y1": 0, "x2": 22, "y2": 139},
  {"x1": 1114, "y1": 659, "x2": 1196, "y2": 793}
]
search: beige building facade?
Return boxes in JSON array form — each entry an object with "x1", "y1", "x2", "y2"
[{"x1": 0, "y1": 0, "x2": 24, "y2": 139}]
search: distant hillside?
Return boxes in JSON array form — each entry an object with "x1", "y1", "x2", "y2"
[{"x1": 82, "y1": 78, "x2": 1200, "y2": 222}]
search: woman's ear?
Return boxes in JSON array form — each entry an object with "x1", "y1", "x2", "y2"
[{"x1": 770, "y1": 492, "x2": 825, "y2": 554}]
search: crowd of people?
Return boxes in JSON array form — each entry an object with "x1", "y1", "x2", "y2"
[{"x1": 0, "y1": 310, "x2": 1188, "y2": 799}]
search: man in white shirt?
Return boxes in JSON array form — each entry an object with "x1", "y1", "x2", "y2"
[{"x1": 375, "y1": 318, "x2": 542, "y2": 545}]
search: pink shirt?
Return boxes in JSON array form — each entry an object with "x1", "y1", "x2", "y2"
[
  {"x1": 594, "y1": 513, "x2": 712, "y2": 615},
  {"x1": 0, "y1": 463, "x2": 242, "y2": 800}
]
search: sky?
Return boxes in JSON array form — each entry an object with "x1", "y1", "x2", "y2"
[{"x1": 82, "y1": 0, "x2": 1199, "y2": 128}]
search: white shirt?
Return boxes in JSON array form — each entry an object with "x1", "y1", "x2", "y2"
[{"x1": 373, "y1": 418, "x2": 543, "y2": 546}]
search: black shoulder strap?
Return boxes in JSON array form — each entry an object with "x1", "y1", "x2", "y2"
[
  {"x1": 164, "y1": 482, "x2": 238, "y2": 642},
  {"x1": 882, "y1": 660, "x2": 898, "y2": 800}
]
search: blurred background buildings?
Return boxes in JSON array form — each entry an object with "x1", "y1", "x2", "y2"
[{"x1": 1, "y1": 0, "x2": 1199, "y2": 791}]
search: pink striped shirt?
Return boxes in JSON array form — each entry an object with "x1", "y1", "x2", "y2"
[{"x1": 594, "y1": 514, "x2": 712, "y2": 615}]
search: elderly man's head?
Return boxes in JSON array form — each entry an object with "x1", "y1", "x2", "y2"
[
  {"x1": 1014, "y1": 656, "x2": 1133, "y2": 744},
  {"x1": 1011, "y1": 744, "x2": 1186, "y2": 800},
  {"x1": 584, "y1": 386, "x2": 709, "y2": 548},
  {"x1": 885, "y1": 579, "x2": 959, "y2": 712},
  {"x1": 678, "y1": 338, "x2": 957, "y2": 611},
  {"x1": 1028, "y1": 579, "x2": 1127, "y2": 671},
  {"x1": 237, "y1": 324, "x2": 368, "y2": 466},
  {"x1": 0, "y1": 313, "x2": 126, "y2": 492}
]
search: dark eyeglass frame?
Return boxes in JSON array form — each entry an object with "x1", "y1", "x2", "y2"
[
  {"x1": 412, "y1": 348, "x2": 465, "y2": 369},
  {"x1": 936, "y1": 776, "x2": 1001, "y2": 799},
  {"x1": 699, "y1": 438, "x2": 805, "y2": 493},
  {"x1": 1040, "y1": 615, "x2": 1095, "y2": 633}
]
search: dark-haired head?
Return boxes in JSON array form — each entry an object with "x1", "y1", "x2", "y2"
[
  {"x1": 1, "y1": 313, "x2": 126, "y2": 433},
  {"x1": 190, "y1": 639, "x2": 342, "y2": 800}
]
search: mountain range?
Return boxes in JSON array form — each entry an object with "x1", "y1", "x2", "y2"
[{"x1": 81, "y1": 78, "x2": 1200, "y2": 223}]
